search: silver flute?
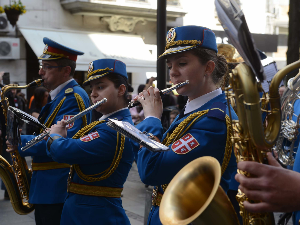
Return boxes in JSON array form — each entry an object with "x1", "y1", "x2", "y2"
[
  {"x1": 21, "y1": 98, "x2": 107, "y2": 151},
  {"x1": 128, "y1": 80, "x2": 189, "y2": 108}
]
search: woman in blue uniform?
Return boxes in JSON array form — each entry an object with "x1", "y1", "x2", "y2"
[
  {"x1": 46, "y1": 59, "x2": 134, "y2": 225},
  {"x1": 133, "y1": 25, "x2": 238, "y2": 225}
]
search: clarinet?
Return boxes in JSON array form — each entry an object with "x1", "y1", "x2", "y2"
[
  {"x1": 21, "y1": 98, "x2": 107, "y2": 151},
  {"x1": 128, "y1": 80, "x2": 189, "y2": 108}
]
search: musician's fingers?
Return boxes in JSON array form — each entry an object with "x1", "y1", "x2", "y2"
[
  {"x1": 235, "y1": 174, "x2": 262, "y2": 190},
  {"x1": 238, "y1": 186, "x2": 271, "y2": 202},
  {"x1": 60, "y1": 120, "x2": 67, "y2": 127},
  {"x1": 144, "y1": 87, "x2": 151, "y2": 96},
  {"x1": 138, "y1": 91, "x2": 144, "y2": 97},
  {"x1": 153, "y1": 88, "x2": 160, "y2": 97},
  {"x1": 243, "y1": 201, "x2": 276, "y2": 213},
  {"x1": 6, "y1": 145, "x2": 17, "y2": 152},
  {"x1": 267, "y1": 152, "x2": 281, "y2": 167},
  {"x1": 6, "y1": 148, "x2": 14, "y2": 152},
  {"x1": 132, "y1": 95, "x2": 138, "y2": 101},
  {"x1": 237, "y1": 161, "x2": 267, "y2": 177}
]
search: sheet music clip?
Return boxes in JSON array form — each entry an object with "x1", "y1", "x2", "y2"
[{"x1": 107, "y1": 119, "x2": 169, "y2": 152}]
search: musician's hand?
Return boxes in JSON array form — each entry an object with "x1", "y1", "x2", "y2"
[
  {"x1": 6, "y1": 139, "x2": 18, "y2": 152},
  {"x1": 43, "y1": 128, "x2": 51, "y2": 141},
  {"x1": 50, "y1": 120, "x2": 67, "y2": 138},
  {"x1": 137, "y1": 86, "x2": 163, "y2": 119},
  {"x1": 235, "y1": 152, "x2": 300, "y2": 212}
]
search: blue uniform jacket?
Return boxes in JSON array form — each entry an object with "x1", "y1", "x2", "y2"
[
  {"x1": 292, "y1": 100, "x2": 300, "y2": 224},
  {"x1": 133, "y1": 93, "x2": 238, "y2": 225},
  {"x1": 47, "y1": 109, "x2": 134, "y2": 225},
  {"x1": 18, "y1": 80, "x2": 91, "y2": 204}
]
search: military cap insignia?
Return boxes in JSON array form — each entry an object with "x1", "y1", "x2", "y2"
[
  {"x1": 80, "y1": 131, "x2": 100, "y2": 142},
  {"x1": 65, "y1": 88, "x2": 73, "y2": 94},
  {"x1": 166, "y1": 28, "x2": 176, "y2": 44},
  {"x1": 43, "y1": 45, "x2": 48, "y2": 54},
  {"x1": 63, "y1": 115, "x2": 74, "y2": 129},
  {"x1": 171, "y1": 133, "x2": 199, "y2": 154},
  {"x1": 88, "y1": 61, "x2": 94, "y2": 74}
]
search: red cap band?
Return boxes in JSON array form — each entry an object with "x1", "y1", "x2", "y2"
[{"x1": 47, "y1": 46, "x2": 77, "y2": 61}]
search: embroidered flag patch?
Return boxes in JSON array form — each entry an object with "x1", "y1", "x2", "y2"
[
  {"x1": 63, "y1": 115, "x2": 74, "y2": 129},
  {"x1": 171, "y1": 133, "x2": 199, "y2": 154},
  {"x1": 80, "y1": 131, "x2": 100, "y2": 142}
]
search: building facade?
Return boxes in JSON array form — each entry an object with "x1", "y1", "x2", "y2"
[{"x1": 0, "y1": 0, "x2": 290, "y2": 98}]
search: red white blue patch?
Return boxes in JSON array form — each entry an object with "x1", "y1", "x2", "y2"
[
  {"x1": 63, "y1": 115, "x2": 74, "y2": 129},
  {"x1": 171, "y1": 133, "x2": 199, "y2": 154},
  {"x1": 80, "y1": 131, "x2": 100, "y2": 142}
]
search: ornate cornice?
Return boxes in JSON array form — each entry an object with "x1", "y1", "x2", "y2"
[{"x1": 101, "y1": 16, "x2": 146, "y2": 32}]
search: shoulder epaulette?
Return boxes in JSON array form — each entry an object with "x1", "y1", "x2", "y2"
[
  {"x1": 65, "y1": 88, "x2": 74, "y2": 95},
  {"x1": 207, "y1": 102, "x2": 226, "y2": 121}
]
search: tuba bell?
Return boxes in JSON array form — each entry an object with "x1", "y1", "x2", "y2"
[
  {"x1": 159, "y1": 156, "x2": 239, "y2": 225},
  {"x1": 0, "y1": 79, "x2": 43, "y2": 214}
]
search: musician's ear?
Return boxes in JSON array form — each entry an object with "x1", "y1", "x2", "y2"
[
  {"x1": 62, "y1": 66, "x2": 72, "y2": 77},
  {"x1": 118, "y1": 84, "x2": 126, "y2": 97},
  {"x1": 205, "y1": 60, "x2": 215, "y2": 76}
]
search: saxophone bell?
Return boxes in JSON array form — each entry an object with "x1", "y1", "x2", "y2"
[{"x1": 159, "y1": 157, "x2": 240, "y2": 225}]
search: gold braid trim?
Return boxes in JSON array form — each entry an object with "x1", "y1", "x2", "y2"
[
  {"x1": 43, "y1": 50, "x2": 68, "y2": 58},
  {"x1": 152, "y1": 110, "x2": 233, "y2": 206},
  {"x1": 87, "y1": 68, "x2": 113, "y2": 79},
  {"x1": 159, "y1": 45, "x2": 196, "y2": 58},
  {"x1": 72, "y1": 120, "x2": 104, "y2": 139},
  {"x1": 41, "y1": 97, "x2": 66, "y2": 132},
  {"x1": 71, "y1": 121, "x2": 125, "y2": 182},
  {"x1": 165, "y1": 40, "x2": 201, "y2": 50},
  {"x1": 68, "y1": 182, "x2": 123, "y2": 197},
  {"x1": 32, "y1": 162, "x2": 70, "y2": 171},
  {"x1": 74, "y1": 93, "x2": 87, "y2": 128},
  {"x1": 222, "y1": 115, "x2": 233, "y2": 175}
]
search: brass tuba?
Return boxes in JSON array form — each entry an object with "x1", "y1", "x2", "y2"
[
  {"x1": 0, "y1": 79, "x2": 43, "y2": 214},
  {"x1": 273, "y1": 73, "x2": 300, "y2": 167}
]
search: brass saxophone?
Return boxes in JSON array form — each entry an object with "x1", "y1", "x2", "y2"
[
  {"x1": 227, "y1": 60, "x2": 300, "y2": 224},
  {"x1": 273, "y1": 73, "x2": 300, "y2": 167},
  {"x1": 0, "y1": 79, "x2": 43, "y2": 214}
]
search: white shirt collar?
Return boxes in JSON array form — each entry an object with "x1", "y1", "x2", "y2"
[
  {"x1": 99, "y1": 107, "x2": 128, "y2": 121},
  {"x1": 49, "y1": 78, "x2": 74, "y2": 100},
  {"x1": 184, "y1": 88, "x2": 222, "y2": 115}
]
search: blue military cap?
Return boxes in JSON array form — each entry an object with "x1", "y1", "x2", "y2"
[
  {"x1": 38, "y1": 37, "x2": 84, "y2": 61},
  {"x1": 83, "y1": 59, "x2": 127, "y2": 86},
  {"x1": 159, "y1": 25, "x2": 218, "y2": 59}
]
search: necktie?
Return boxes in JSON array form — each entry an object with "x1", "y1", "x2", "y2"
[{"x1": 177, "y1": 107, "x2": 186, "y2": 121}]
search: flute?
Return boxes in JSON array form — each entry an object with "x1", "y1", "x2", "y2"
[
  {"x1": 128, "y1": 80, "x2": 189, "y2": 108},
  {"x1": 21, "y1": 98, "x2": 107, "y2": 151}
]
